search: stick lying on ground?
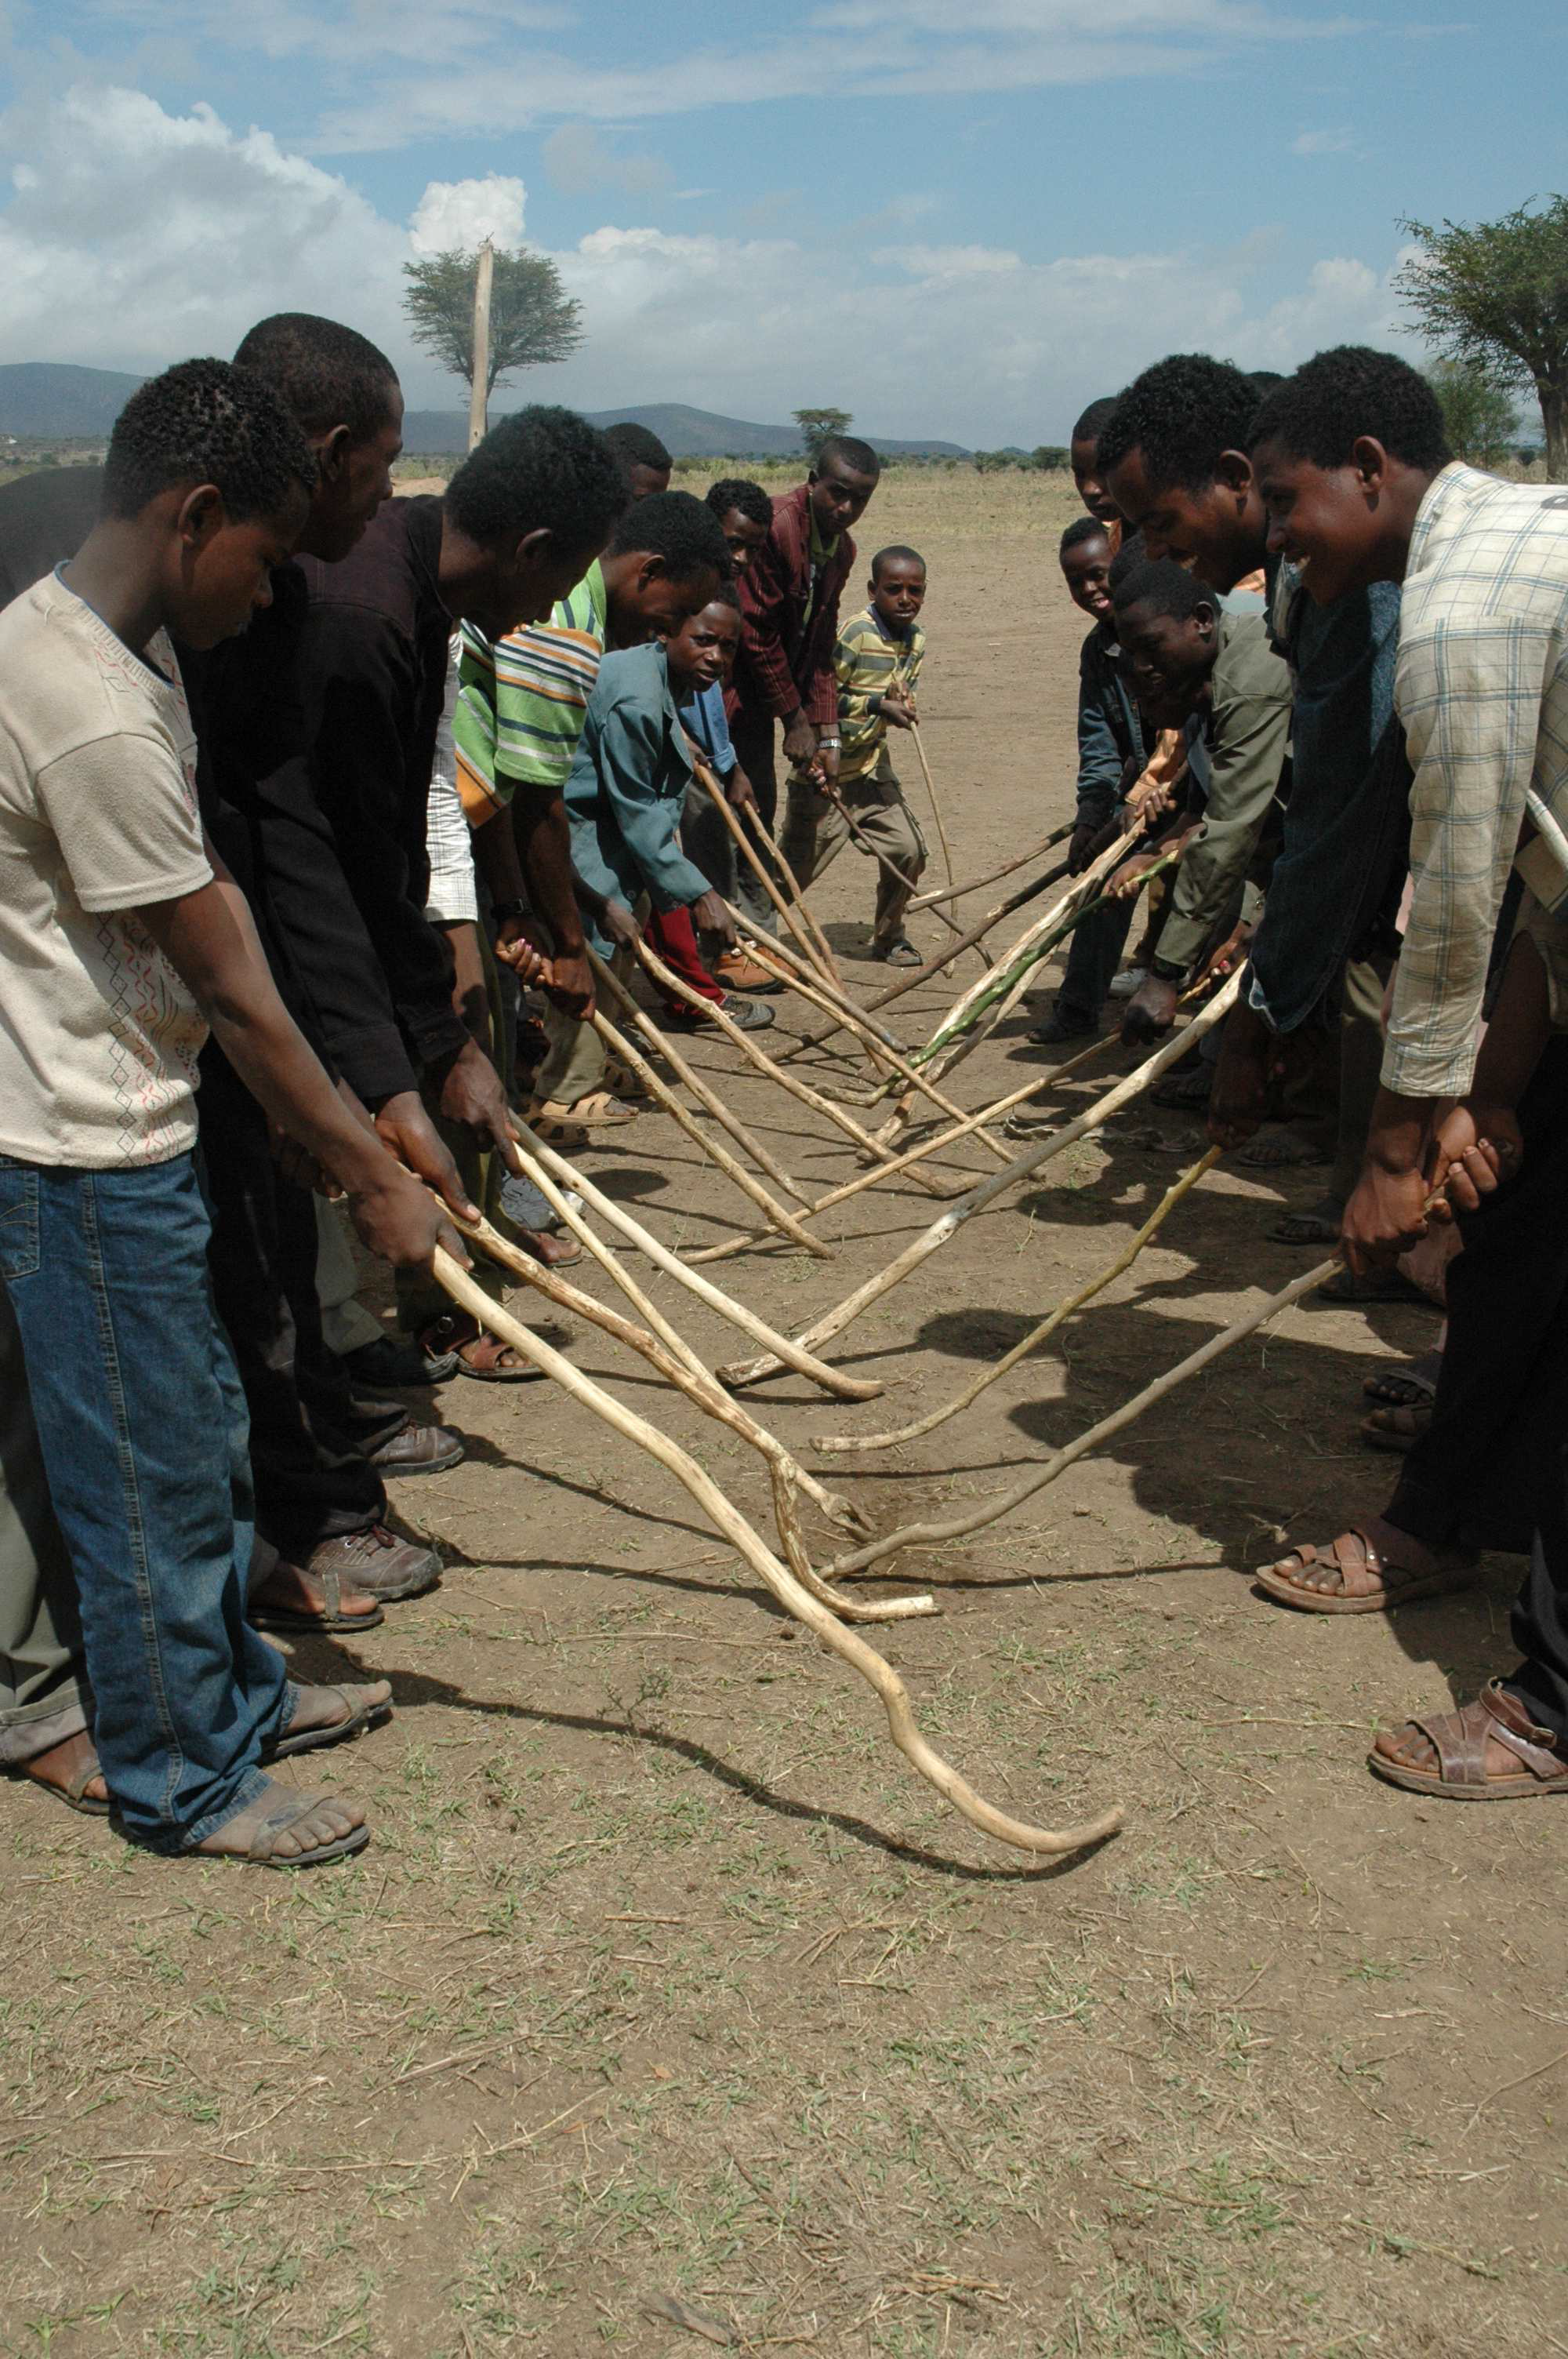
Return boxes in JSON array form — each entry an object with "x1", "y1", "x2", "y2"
[
  {"x1": 907, "y1": 823, "x2": 1071, "y2": 914},
  {"x1": 517, "y1": 1132, "x2": 880, "y2": 1399},
  {"x1": 822, "y1": 1256, "x2": 1338, "y2": 1580},
  {"x1": 815, "y1": 1147, "x2": 1222, "y2": 1452},
  {"x1": 445, "y1": 1205, "x2": 919, "y2": 1619},
  {"x1": 719, "y1": 972, "x2": 1240, "y2": 1387},
  {"x1": 430, "y1": 1248, "x2": 1120, "y2": 1859},
  {"x1": 909, "y1": 722, "x2": 957, "y2": 893}
]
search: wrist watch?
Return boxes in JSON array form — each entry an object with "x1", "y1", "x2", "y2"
[
  {"x1": 1149, "y1": 953, "x2": 1185, "y2": 983},
  {"x1": 490, "y1": 897, "x2": 528, "y2": 924}
]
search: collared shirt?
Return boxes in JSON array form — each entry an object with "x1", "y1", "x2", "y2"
[
  {"x1": 1384, "y1": 463, "x2": 1568, "y2": 1097},
  {"x1": 679, "y1": 679, "x2": 737, "y2": 778},
  {"x1": 453, "y1": 561, "x2": 608, "y2": 824},
  {"x1": 835, "y1": 605, "x2": 926, "y2": 784},
  {"x1": 1073, "y1": 620, "x2": 1145, "y2": 832},
  {"x1": 733, "y1": 483, "x2": 856, "y2": 728},
  {"x1": 565, "y1": 643, "x2": 713, "y2": 954},
  {"x1": 1152, "y1": 609, "x2": 1293, "y2": 976}
]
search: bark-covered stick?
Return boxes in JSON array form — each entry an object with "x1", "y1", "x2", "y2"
[
  {"x1": 907, "y1": 825, "x2": 1071, "y2": 914},
  {"x1": 692, "y1": 757, "x2": 839, "y2": 990},
  {"x1": 822, "y1": 1256, "x2": 1339, "y2": 1580},
  {"x1": 910, "y1": 722, "x2": 958, "y2": 893},
  {"x1": 431, "y1": 1249, "x2": 1121, "y2": 1859},
  {"x1": 815, "y1": 1147, "x2": 1222, "y2": 1452},
  {"x1": 717, "y1": 973, "x2": 1240, "y2": 1387}
]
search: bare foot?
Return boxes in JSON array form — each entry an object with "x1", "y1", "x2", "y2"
[
  {"x1": 1372, "y1": 1716, "x2": 1519, "y2": 1782},
  {"x1": 251, "y1": 1559, "x2": 381, "y2": 1626},
  {"x1": 273, "y1": 1680, "x2": 392, "y2": 1756},
  {"x1": 194, "y1": 1776, "x2": 368, "y2": 1867},
  {"x1": 20, "y1": 1729, "x2": 107, "y2": 1809}
]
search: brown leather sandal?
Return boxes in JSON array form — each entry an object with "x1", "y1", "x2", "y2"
[
  {"x1": 1254, "y1": 1524, "x2": 1477, "y2": 1615},
  {"x1": 1369, "y1": 1681, "x2": 1568, "y2": 1801}
]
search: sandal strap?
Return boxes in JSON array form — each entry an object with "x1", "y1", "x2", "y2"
[
  {"x1": 67, "y1": 1754, "x2": 103, "y2": 1805},
  {"x1": 1405, "y1": 1688, "x2": 1568, "y2": 1789}
]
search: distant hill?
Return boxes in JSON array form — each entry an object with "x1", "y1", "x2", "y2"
[
  {"x1": 0, "y1": 362, "x2": 145, "y2": 437},
  {"x1": 0, "y1": 365, "x2": 970, "y2": 460}
]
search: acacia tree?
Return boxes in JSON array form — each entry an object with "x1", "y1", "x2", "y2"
[
  {"x1": 1396, "y1": 198, "x2": 1568, "y2": 478},
  {"x1": 401, "y1": 245, "x2": 584, "y2": 400},
  {"x1": 1425, "y1": 359, "x2": 1521, "y2": 471},
  {"x1": 793, "y1": 405, "x2": 852, "y2": 460}
]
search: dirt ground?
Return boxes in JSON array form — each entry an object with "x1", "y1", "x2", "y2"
[{"x1": 5, "y1": 468, "x2": 1566, "y2": 2359}]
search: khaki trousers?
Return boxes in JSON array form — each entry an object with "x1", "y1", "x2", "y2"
[{"x1": 780, "y1": 749, "x2": 927, "y2": 944}]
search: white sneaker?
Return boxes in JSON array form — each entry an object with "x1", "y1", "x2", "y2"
[{"x1": 1108, "y1": 966, "x2": 1148, "y2": 1001}]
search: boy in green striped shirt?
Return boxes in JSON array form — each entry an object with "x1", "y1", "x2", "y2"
[{"x1": 779, "y1": 544, "x2": 929, "y2": 964}]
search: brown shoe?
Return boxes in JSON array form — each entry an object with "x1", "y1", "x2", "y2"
[
  {"x1": 368, "y1": 1419, "x2": 465, "y2": 1476},
  {"x1": 713, "y1": 949, "x2": 783, "y2": 994},
  {"x1": 302, "y1": 1523, "x2": 442, "y2": 1602}
]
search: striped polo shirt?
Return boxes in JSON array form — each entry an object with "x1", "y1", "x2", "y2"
[
  {"x1": 835, "y1": 604, "x2": 925, "y2": 784},
  {"x1": 452, "y1": 560, "x2": 608, "y2": 824}
]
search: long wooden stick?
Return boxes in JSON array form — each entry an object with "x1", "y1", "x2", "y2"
[
  {"x1": 909, "y1": 724, "x2": 956, "y2": 893},
  {"x1": 815, "y1": 1147, "x2": 1222, "y2": 1452},
  {"x1": 521, "y1": 1136, "x2": 882, "y2": 1400},
  {"x1": 743, "y1": 797, "x2": 847, "y2": 986},
  {"x1": 820, "y1": 780, "x2": 981, "y2": 965},
  {"x1": 718, "y1": 974, "x2": 1240, "y2": 1387},
  {"x1": 694, "y1": 758, "x2": 838, "y2": 990},
  {"x1": 907, "y1": 824, "x2": 1070, "y2": 914},
  {"x1": 731, "y1": 924, "x2": 1014, "y2": 1169},
  {"x1": 629, "y1": 935, "x2": 951, "y2": 1194},
  {"x1": 445, "y1": 1207, "x2": 912, "y2": 1615},
  {"x1": 823, "y1": 1257, "x2": 1338, "y2": 1580},
  {"x1": 775, "y1": 855, "x2": 1074, "y2": 1066},
  {"x1": 585, "y1": 990, "x2": 829, "y2": 1259},
  {"x1": 590, "y1": 948, "x2": 811, "y2": 1202},
  {"x1": 430, "y1": 1249, "x2": 1120, "y2": 1858}
]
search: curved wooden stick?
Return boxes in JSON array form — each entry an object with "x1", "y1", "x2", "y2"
[
  {"x1": 730, "y1": 923, "x2": 1014, "y2": 1168},
  {"x1": 629, "y1": 935, "x2": 951, "y2": 1194},
  {"x1": 692, "y1": 757, "x2": 840, "y2": 991},
  {"x1": 718, "y1": 973, "x2": 1240, "y2": 1387},
  {"x1": 430, "y1": 1250, "x2": 1120, "y2": 1858},
  {"x1": 744, "y1": 797, "x2": 846, "y2": 987},
  {"x1": 445, "y1": 1207, "x2": 914, "y2": 1616},
  {"x1": 520, "y1": 1134, "x2": 881, "y2": 1400},
  {"x1": 815, "y1": 1147, "x2": 1222, "y2": 1452},
  {"x1": 909, "y1": 724, "x2": 957, "y2": 892},
  {"x1": 586, "y1": 998, "x2": 828, "y2": 1258},
  {"x1": 824, "y1": 1256, "x2": 1339, "y2": 1579},
  {"x1": 820, "y1": 780, "x2": 979, "y2": 961},
  {"x1": 907, "y1": 823, "x2": 1070, "y2": 914}
]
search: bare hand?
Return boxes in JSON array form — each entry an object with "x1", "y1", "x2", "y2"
[
  {"x1": 881, "y1": 690, "x2": 916, "y2": 730},
  {"x1": 1106, "y1": 852, "x2": 1155, "y2": 901},
  {"x1": 545, "y1": 947, "x2": 595, "y2": 1019},
  {"x1": 725, "y1": 768, "x2": 758, "y2": 815},
  {"x1": 347, "y1": 1168, "x2": 469, "y2": 1272},
  {"x1": 599, "y1": 900, "x2": 642, "y2": 951},
  {"x1": 268, "y1": 1116, "x2": 331, "y2": 1197},
  {"x1": 1194, "y1": 919, "x2": 1253, "y2": 987},
  {"x1": 782, "y1": 713, "x2": 818, "y2": 775},
  {"x1": 1121, "y1": 974, "x2": 1178, "y2": 1046},
  {"x1": 817, "y1": 737, "x2": 840, "y2": 784},
  {"x1": 493, "y1": 911, "x2": 551, "y2": 987},
  {"x1": 374, "y1": 1089, "x2": 479, "y2": 1223},
  {"x1": 1341, "y1": 1161, "x2": 1430, "y2": 1274},
  {"x1": 1427, "y1": 1103, "x2": 1523, "y2": 1219},
  {"x1": 691, "y1": 889, "x2": 735, "y2": 943},
  {"x1": 435, "y1": 1038, "x2": 524, "y2": 1176}
]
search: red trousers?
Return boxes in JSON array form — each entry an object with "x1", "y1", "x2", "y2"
[{"x1": 645, "y1": 906, "x2": 724, "y2": 1011}]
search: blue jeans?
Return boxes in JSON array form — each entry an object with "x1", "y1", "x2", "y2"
[{"x1": 0, "y1": 1150, "x2": 289, "y2": 1849}]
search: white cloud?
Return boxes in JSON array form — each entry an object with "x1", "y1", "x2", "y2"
[
  {"x1": 543, "y1": 122, "x2": 673, "y2": 200},
  {"x1": 408, "y1": 173, "x2": 527, "y2": 256},
  {"x1": 1290, "y1": 126, "x2": 1355, "y2": 155},
  {"x1": 0, "y1": 85, "x2": 1421, "y2": 442}
]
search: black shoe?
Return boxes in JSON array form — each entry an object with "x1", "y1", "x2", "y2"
[
  {"x1": 341, "y1": 1335, "x2": 457, "y2": 1393},
  {"x1": 1026, "y1": 1009, "x2": 1096, "y2": 1048}
]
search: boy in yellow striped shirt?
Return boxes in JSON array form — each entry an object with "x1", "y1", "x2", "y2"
[{"x1": 779, "y1": 544, "x2": 928, "y2": 963}]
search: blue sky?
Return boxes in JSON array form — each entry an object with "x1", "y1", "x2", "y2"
[{"x1": 0, "y1": 0, "x2": 1562, "y2": 443}]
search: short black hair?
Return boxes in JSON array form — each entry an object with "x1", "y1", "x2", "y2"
[
  {"x1": 1249, "y1": 345, "x2": 1452, "y2": 473},
  {"x1": 102, "y1": 357, "x2": 316, "y2": 525},
  {"x1": 872, "y1": 543, "x2": 925, "y2": 580},
  {"x1": 706, "y1": 477, "x2": 772, "y2": 531},
  {"x1": 445, "y1": 405, "x2": 628, "y2": 553},
  {"x1": 1107, "y1": 531, "x2": 1146, "y2": 592},
  {"x1": 1060, "y1": 515, "x2": 1110, "y2": 555},
  {"x1": 815, "y1": 433, "x2": 880, "y2": 481},
  {"x1": 707, "y1": 580, "x2": 742, "y2": 614},
  {"x1": 608, "y1": 488, "x2": 733, "y2": 583},
  {"x1": 1112, "y1": 556, "x2": 1214, "y2": 623},
  {"x1": 232, "y1": 314, "x2": 398, "y2": 444},
  {"x1": 1072, "y1": 397, "x2": 1120, "y2": 446},
  {"x1": 1097, "y1": 354, "x2": 1260, "y2": 493},
  {"x1": 604, "y1": 420, "x2": 673, "y2": 473}
]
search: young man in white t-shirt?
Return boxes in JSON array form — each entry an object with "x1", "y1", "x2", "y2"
[{"x1": 0, "y1": 359, "x2": 464, "y2": 1867}]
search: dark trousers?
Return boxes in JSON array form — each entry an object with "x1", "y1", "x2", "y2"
[
  {"x1": 728, "y1": 708, "x2": 785, "y2": 936},
  {"x1": 1386, "y1": 1036, "x2": 1568, "y2": 1735},
  {"x1": 198, "y1": 1049, "x2": 396, "y2": 1560},
  {"x1": 1055, "y1": 896, "x2": 1134, "y2": 1027}
]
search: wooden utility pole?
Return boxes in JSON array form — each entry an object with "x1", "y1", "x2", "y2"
[{"x1": 467, "y1": 241, "x2": 495, "y2": 451}]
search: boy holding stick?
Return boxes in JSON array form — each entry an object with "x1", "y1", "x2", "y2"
[{"x1": 780, "y1": 544, "x2": 930, "y2": 965}]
